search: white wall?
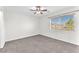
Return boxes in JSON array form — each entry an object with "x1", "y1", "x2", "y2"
[
  {"x1": 3, "y1": 6, "x2": 79, "y2": 46},
  {"x1": 40, "y1": 8, "x2": 79, "y2": 45},
  {"x1": 4, "y1": 11, "x2": 39, "y2": 41}
]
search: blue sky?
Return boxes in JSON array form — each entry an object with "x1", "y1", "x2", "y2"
[{"x1": 51, "y1": 15, "x2": 73, "y2": 24}]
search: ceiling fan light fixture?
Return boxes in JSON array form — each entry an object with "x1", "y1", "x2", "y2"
[
  {"x1": 30, "y1": 6, "x2": 47, "y2": 15},
  {"x1": 31, "y1": 7, "x2": 36, "y2": 10},
  {"x1": 34, "y1": 11, "x2": 42, "y2": 15}
]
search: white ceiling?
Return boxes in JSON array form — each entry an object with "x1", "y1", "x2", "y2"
[{"x1": 3, "y1": 6, "x2": 75, "y2": 17}]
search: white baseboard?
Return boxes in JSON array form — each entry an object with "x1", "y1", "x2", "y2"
[
  {"x1": 6, "y1": 33, "x2": 39, "y2": 42},
  {"x1": 2, "y1": 33, "x2": 79, "y2": 48},
  {"x1": 41, "y1": 34, "x2": 79, "y2": 46}
]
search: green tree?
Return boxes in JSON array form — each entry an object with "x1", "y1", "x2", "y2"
[{"x1": 65, "y1": 19, "x2": 74, "y2": 31}]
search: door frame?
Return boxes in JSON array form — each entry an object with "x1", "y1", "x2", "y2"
[{"x1": 0, "y1": 11, "x2": 5, "y2": 48}]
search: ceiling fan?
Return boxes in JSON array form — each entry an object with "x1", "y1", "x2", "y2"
[{"x1": 30, "y1": 6, "x2": 47, "y2": 14}]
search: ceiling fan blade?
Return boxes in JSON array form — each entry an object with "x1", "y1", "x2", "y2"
[
  {"x1": 34, "y1": 12, "x2": 36, "y2": 14},
  {"x1": 40, "y1": 12, "x2": 43, "y2": 14},
  {"x1": 41, "y1": 9, "x2": 47, "y2": 11},
  {"x1": 30, "y1": 9, "x2": 36, "y2": 11}
]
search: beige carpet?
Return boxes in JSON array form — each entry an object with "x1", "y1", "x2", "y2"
[{"x1": 0, "y1": 35, "x2": 79, "y2": 53}]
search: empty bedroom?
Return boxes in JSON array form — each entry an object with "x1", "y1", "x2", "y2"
[{"x1": 0, "y1": 6, "x2": 79, "y2": 53}]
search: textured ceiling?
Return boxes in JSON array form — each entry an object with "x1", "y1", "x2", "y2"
[{"x1": 3, "y1": 6, "x2": 75, "y2": 17}]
